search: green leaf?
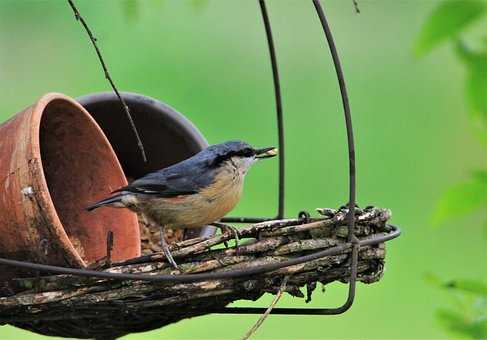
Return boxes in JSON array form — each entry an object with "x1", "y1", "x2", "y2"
[
  {"x1": 424, "y1": 272, "x2": 443, "y2": 286},
  {"x1": 455, "y1": 41, "x2": 487, "y2": 123},
  {"x1": 414, "y1": 0, "x2": 487, "y2": 57},
  {"x1": 120, "y1": 0, "x2": 139, "y2": 23},
  {"x1": 432, "y1": 171, "x2": 487, "y2": 226},
  {"x1": 444, "y1": 279, "x2": 487, "y2": 296},
  {"x1": 437, "y1": 309, "x2": 487, "y2": 339},
  {"x1": 466, "y1": 71, "x2": 487, "y2": 123},
  {"x1": 426, "y1": 274, "x2": 487, "y2": 296},
  {"x1": 437, "y1": 309, "x2": 472, "y2": 338}
]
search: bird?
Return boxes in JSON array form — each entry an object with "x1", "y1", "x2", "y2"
[{"x1": 86, "y1": 140, "x2": 278, "y2": 270}]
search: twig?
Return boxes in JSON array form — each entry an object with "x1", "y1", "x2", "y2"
[
  {"x1": 241, "y1": 276, "x2": 289, "y2": 340},
  {"x1": 0, "y1": 208, "x2": 394, "y2": 287},
  {"x1": 353, "y1": 0, "x2": 360, "y2": 14},
  {"x1": 66, "y1": 0, "x2": 147, "y2": 162}
]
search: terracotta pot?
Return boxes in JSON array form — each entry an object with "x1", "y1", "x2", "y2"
[
  {"x1": 77, "y1": 92, "x2": 215, "y2": 240},
  {"x1": 0, "y1": 93, "x2": 140, "y2": 279}
]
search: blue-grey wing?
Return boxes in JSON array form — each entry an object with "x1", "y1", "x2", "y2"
[{"x1": 113, "y1": 155, "x2": 215, "y2": 197}]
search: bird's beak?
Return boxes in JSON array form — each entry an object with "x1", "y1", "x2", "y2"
[{"x1": 255, "y1": 147, "x2": 278, "y2": 159}]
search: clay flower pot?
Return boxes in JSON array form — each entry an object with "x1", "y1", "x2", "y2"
[
  {"x1": 77, "y1": 92, "x2": 215, "y2": 241},
  {"x1": 0, "y1": 93, "x2": 140, "y2": 279}
]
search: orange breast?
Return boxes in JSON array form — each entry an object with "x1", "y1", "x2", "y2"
[
  {"x1": 190, "y1": 168, "x2": 243, "y2": 225},
  {"x1": 140, "y1": 167, "x2": 245, "y2": 229}
]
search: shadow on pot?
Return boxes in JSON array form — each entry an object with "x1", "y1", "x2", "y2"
[{"x1": 77, "y1": 92, "x2": 216, "y2": 241}]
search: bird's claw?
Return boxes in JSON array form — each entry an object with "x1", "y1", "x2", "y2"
[
  {"x1": 163, "y1": 249, "x2": 180, "y2": 271},
  {"x1": 159, "y1": 225, "x2": 181, "y2": 271},
  {"x1": 213, "y1": 223, "x2": 240, "y2": 249}
]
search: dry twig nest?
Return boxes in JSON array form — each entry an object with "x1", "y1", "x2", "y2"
[
  {"x1": 137, "y1": 211, "x2": 185, "y2": 255},
  {"x1": 0, "y1": 206, "x2": 392, "y2": 339}
]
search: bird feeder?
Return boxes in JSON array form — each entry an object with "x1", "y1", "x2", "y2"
[{"x1": 0, "y1": 1, "x2": 401, "y2": 339}]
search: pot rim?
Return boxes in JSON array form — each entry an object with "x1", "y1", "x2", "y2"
[
  {"x1": 29, "y1": 92, "x2": 136, "y2": 267},
  {"x1": 77, "y1": 91, "x2": 209, "y2": 151}
]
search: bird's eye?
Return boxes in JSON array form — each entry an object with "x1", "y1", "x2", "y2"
[{"x1": 243, "y1": 148, "x2": 254, "y2": 157}]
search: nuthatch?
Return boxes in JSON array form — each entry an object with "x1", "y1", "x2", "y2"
[{"x1": 87, "y1": 140, "x2": 278, "y2": 269}]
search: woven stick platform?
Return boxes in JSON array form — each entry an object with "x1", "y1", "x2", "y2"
[{"x1": 0, "y1": 206, "x2": 392, "y2": 339}]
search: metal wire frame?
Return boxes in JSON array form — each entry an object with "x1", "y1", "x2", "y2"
[
  {"x1": 223, "y1": 0, "x2": 362, "y2": 315},
  {"x1": 0, "y1": 225, "x2": 400, "y2": 285},
  {"x1": 222, "y1": 0, "x2": 366, "y2": 315},
  {"x1": 0, "y1": 225, "x2": 401, "y2": 320},
  {"x1": 222, "y1": 0, "x2": 285, "y2": 223},
  {"x1": 0, "y1": 0, "x2": 401, "y2": 320}
]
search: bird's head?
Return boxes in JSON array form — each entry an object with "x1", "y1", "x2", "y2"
[{"x1": 206, "y1": 140, "x2": 278, "y2": 175}]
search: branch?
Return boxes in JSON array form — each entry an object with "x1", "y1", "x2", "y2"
[
  {"x1": 353, "y1": 0, "x2": 360, "y2": 14},
  {"x1": 67, "y1": 0, "x2": 147, "y2": 162},
  {"x1": 241, "y1": 276, "x2": 289, "y2": 340}
]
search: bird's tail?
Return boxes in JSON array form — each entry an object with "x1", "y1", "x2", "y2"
[{"x1": 86, "y1": 194, "x2": 125, "y2": 212}]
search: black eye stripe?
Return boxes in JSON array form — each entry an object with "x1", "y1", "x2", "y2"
[
  {"x1": 210, "y1": 148, "x2": 255, "y2": 167},
  {"x1": 239, "y1": 148, "x2": 255, "y2": 157}
]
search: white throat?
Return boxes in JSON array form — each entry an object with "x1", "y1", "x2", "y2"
[{"x1": 230, "y1": 156, "x2": 257, "y2": 176}]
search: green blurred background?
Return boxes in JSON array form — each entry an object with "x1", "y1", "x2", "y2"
[{"x1": 0, "y1": 1, "x2": 485, "y2": 339}]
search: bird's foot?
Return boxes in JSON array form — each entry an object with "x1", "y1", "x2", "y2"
[
  {"x1": 162, "y1": 245, "x2": 181, "y2": 271},
  {"x1": 159, "y1": 226, "x2": 181, "y2": 271},
  {"x1": 213, "y1": 222, "x2": 240, "y2": 249}
]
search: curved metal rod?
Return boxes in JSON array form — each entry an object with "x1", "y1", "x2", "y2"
[
  {"x1": 312, "y1": 0, "x2": 356, "y2": 241},
  {"x1": 218, "y1": 244, "x2": 359, "y2": 315},
  {"x1": 258, "y1": 0, "x2": 285, "y2": 219},
  {"x1": 223, "y1": 0, "x2": 285, "y2": 223},
  {"x1": 311, "y1": 0, "x2": 358, "y2": 314},
  {"x1": 0, "y1": 225, "x2": 400, "y2": 284}
]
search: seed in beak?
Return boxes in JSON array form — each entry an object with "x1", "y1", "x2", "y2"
[{"x1": 255, "y1": 147, "x2": 278, "y2": 159}]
